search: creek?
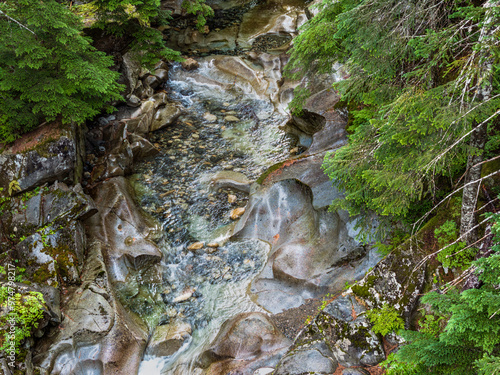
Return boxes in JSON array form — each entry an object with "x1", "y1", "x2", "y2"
[{"x1": 132, "y1": 0, "x2": 309, "y2": 372}]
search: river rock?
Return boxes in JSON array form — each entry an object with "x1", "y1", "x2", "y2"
[
  {"x1": 224, "y1": 115, "x2": 240, "y2": 122},
  {"x1": 143, "y1": 74, "x2": 160, "y2": 90},
  {"x1": 228, "y1": 194, "x2": 237, "y2": 203},
  {"x1": 288, "y1": 109, "x2": 326, "y2": 135},
  {"x1": 87, "y1": 176, "x2": 162, "y2": 283},
  {"x1": 128, "y1": 133, "x2": 159, "y2": 162},
  {"x1": 154, "y1": 68, "x2": 169, "y2": 83},
  {"x1": 150, "y1": 103, "x2": 184, "y2": 132},
  {"x1": 230, "y1": 207, "x2": 245, "y2": 220},
  {"x1": 126, "y1": 94, "x2": 141, "y2": 108},
  {"x1": 146, "y1": 319, "x2": 192, "y2": 357},
  {"x1": 203, "y1": 112, "x2": 217, "y2": 122},
  {"x1": 232, "y1": 179, "x2": 374, "y2": 313},
  {"x1": 33, "y1": 241, "x2": 149, "y2": 375},
  {"x1": 275, "y1": 344, "x2": 337, "y2": 375},
  {"x1": 188, "y1": 242, "x2": 204, "y2": 251},
  {"x1": 199, "y1": 312, "x2": 291, "y2": 374},
  {"x1": 181, "y1": 57, "x2": 199, "y2": 71},
  {"x1": 134, "y1": 79, "x2": 155, "y2": 99}
]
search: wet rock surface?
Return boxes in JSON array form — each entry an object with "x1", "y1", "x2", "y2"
[
  {"x1": 198, "y1": 312, "x2": 292, "y2": 375},
  {"x1": 231, "y1": 179, "x2": 375, "y2": 313},
  {"x1": 33, "y1": 241, "x2": 150, "y2": 375}
]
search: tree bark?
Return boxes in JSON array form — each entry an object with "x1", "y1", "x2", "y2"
[
  {"x1": 459, "y1": 0, "x2": 497, "y2": 245},
  {"x1": 460, "y1": 123, "x2": 487, "y2": 245}
]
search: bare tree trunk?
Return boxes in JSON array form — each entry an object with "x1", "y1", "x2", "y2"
[
  {"x1": 460, "y1": 123, "x2": 486, "y2": 245},
  {"x1": 459, "y1": 0, "x2": 497, "y2": 245}
]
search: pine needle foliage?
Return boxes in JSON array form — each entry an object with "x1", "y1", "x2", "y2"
[
  {"x1": 286, "y1": 0, "x2": 500, "y2": 232},
  {"x1": 384, "y1": 211, "x2": 500, "y2": 374},
  {"x1": 182, "y1": 0, "x2": 214, "y2": 32},
  {"x1": 90, "y1": 0, "x2": 182, "y2": 67},
  {"x1": 0, "y1": 0, "x2": 123, "y2": 143}
]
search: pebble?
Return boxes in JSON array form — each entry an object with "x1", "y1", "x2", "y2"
[
  {"x1": 203, "y1": 113, "x2": 217, "y2": 122},
  {"x1": 230, "y1": 207, "x2": 245, "y2": 220},
  {"x1": 188, "y1": 242, "x2": 204, "y2": 251},
  {"x1": 228, "y1": 194, "x2": 237, "y2": 203},
  {"x1": 224, "y1": 115, "x2": 240, "y2": 122},
  {"x1": 192, "y1": 134, "x2": 199, "y2": 139},
  {"x1": 207, "y1": 242, "x2": 219, "y2": 248},
  {"x1": 173, "y1": 289, "x2": 194, "y2": 302}
]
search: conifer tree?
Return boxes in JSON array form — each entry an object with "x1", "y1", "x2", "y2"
[
  {"x1": 383, "y1": 212, "x2": 500, "y2": 374},
  {"x1": 90, "y1": 0, "x2": 182, "y2": 67},
  {"x1": 0, "y1": 0, "x2": 123, "y2": 143},
  {"x1": 286, "y1": 0, "x2": 500, "y2": 237}
]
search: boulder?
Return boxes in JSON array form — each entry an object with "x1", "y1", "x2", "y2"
[
  {"x1": 199, "y1": 312, "x2": 291, "y2": 374},
  {"x1": 275, "y1": 343, "x2": 337, "y2": 375},
  {"x1": 122, "y1": 52, "x2": 142, "y2": 97},
  {"x1": 181, "y1": 57, "x2": 200, "y2": 71},
  {"x1": 154, "y1": 68, "x2": 169, "y2": 83},
  {"x1": 126, "y1": 94, "x2": 141, "y2": 107},
  {"x1": 0, "y1": 123, "x2": 82, "y2": 195},
  {"x1": 317, "y1": 295, "x2": 385, "y2": 367},
  {"x1": 128, "y1": 133, "x2": 159, "y2": 162},
  {"x1": 143, "y1": 74, "x2": 161, "y2": 90},
  {"x1": 150, "y1": 103, "x2": 184, "y2": 132}
]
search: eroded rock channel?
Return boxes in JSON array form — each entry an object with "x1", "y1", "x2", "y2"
[{"x1": 1, "y1": 0, "x2": 411, "y2": 374}]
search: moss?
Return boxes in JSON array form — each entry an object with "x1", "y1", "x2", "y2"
[
  {"x1": 352, "y1": 274, "x2": 377, "y2": 299},
  {"x1": 256, "y1": 161, "x2": 288, "y2": 184},
  {"x1": 256, "y1": 156, "x2": 308, "y2": 185},
  {"x1": 32, "y1": 263, "x2": 57, "y2": 286}
]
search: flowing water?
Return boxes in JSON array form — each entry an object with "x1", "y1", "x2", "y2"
[
  {"x1": 129, "y1": 0, "x2": 311, "y2": 372},
  {"x1": 134, "y1": 62, "x2": 295, "y2": 374}
]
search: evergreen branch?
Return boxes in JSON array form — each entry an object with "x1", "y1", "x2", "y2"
[
  {"x1": 423, "y1": 103, "x2": 500, "y2": 173},
  {"x1": 0, "y1": 9, "x2": 36, "y2": 36}
]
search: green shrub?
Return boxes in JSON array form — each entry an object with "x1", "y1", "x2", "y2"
[
  {"x1": 366, "y1": 303, "x2": 404, "y2": 336},
  {"x1": 434, "y1": 220, "x2": 476, "y2": 270}
]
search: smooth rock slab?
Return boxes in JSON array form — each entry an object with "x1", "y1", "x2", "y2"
[
  {"x1": 87, "y1": 176, "x2": 162, "y2": 283},
  {"x1": 146, "y1": 319, "x2": 192, "y2": 356},
  {"x1": 232, "y1": 179, "x2": 366, "y2": 313}
]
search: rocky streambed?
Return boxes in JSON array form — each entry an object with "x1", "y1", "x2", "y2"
[{"x1": 0, "y1": 0, "x2": 433, "y2": 374}]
